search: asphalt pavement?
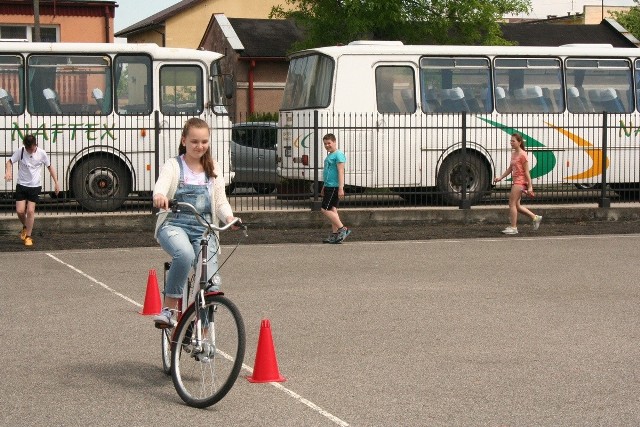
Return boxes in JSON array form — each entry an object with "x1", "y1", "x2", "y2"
[{"x1": 1, "y1": 233, "x2": 639, "y2": 426}]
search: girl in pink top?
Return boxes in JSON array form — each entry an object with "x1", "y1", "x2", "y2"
[{"x1": 494, "y1": 133, "x2": 542, "y2": 235}]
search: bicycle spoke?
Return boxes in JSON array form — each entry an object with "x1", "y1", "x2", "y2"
[{"x1": 171, "y1": 295, "x2": 245, "y2": 408}]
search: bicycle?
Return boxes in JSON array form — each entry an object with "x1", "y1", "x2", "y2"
[{"x1": 158, "y1": 200, "x2": 246, "y2": 408}]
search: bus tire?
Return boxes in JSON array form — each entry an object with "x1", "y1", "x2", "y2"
[
  {"x1": 252, "y1": 184, "x2": 276, "y2": 194},
  {"x1": 71, "y1": 156, "x2": 131, "y2": 211},
  {"x1": 437, "y1": 152, "x2": 490, "y2": 206}
]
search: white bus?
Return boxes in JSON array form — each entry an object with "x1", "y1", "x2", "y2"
[
  {"x1": 0, "y1": 42, "x2": 233, "y2": 211},
  {"x1": 278, "y1": 41, "x2": 640, "y2": 204}
]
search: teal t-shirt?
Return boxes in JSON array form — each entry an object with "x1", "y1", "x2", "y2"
[{"x1": 323, "y1": 150, "x2": 346, "y2": 187}]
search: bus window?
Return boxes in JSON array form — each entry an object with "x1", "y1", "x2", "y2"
[
  {"x1": 375, "y1": 66, "x2": 415, "y2": 114},
  {"x1": 281, "y1": 54, "x2": 333, "y2": 110},
  {"x1": 27, "y1": 54, "x2": 111, "y2": 115},
  {"x1": 636, "y1": 60, "x2": 640, "y2": 112},
  {"x1": 160, "y1": 65, "x2": 203, "y2": 115},
  {"x1": 493, "y1": 57, "x2": 563, "y2": 113},
  {"x1": 115, "y1": 55, "x2": 151, "y2": 115},
  {"x1": 0, "y1": 55, "x2": 24, "y2": 115},
  {"x1": 566, "y1": 58, "x2": 633, "y2": 113},
  {"x1": 419, "y1": 57, "x2": 491, "y2": 113}
]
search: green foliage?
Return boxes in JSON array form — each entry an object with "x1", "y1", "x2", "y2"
[
  {"x1": 247, "y1": 112, "x2": 279, "y2": 122},
  {"x1": 611, "y1": 1, "x2": 640, "y2": 42},
  {"x1": 270, "y1": 0, "x2": 531, "y2": 49}
]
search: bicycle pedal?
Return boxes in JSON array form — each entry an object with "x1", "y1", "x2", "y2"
[{"x1": 155, "y1": 323, "x2": 173, "y2": 330}]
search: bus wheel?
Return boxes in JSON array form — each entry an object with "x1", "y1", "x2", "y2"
[
  {"x1": 437, "y1": 152, "x2": 489, "y2": 206},
  {"x1": 71, "y1": 157, "x2": 131, "y2": 211},
  {"x1": 253, "y1": 184, "x2": 276, "y2": 194},
  {"x1": 574, "y1": 183, "x2": 601, "y2": 190}
]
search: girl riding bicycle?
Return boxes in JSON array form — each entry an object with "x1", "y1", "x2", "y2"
[{"x1": 152, "y1": 117, "x2": 240, "y2": 328}]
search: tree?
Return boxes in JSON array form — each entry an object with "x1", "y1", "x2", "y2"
[
  {"x1": 270, "y1": 0, "x2": 531, "y2": 50},
  {"x1": 611, "y1": 1, "x2": 640, "y2": 42}
]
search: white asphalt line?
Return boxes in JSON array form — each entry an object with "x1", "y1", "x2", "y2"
[
  {"x1": 46, "y1": 252, "x2": 142, "y2": 308},
  {"x1": 45, "y1": 251, "x2": 350, "y2": 427}
]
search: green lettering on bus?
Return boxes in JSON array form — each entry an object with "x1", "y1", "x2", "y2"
[
  {"x1": 9, "y1": 121, "x2": 118, "y2": 143},
  {"x1": 619, "y1": 119, "x2": 640, "y2": 137}
]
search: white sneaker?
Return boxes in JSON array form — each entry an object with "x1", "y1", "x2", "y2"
[
  {"x1": 532, "y1": 215, "x2": 543, "y2": 231},
  {"x1": 501, "y1": 226, "x2": 518, "y2": 235},
  {"x1": 153, "y1": 307, "x2": 176, "y2": 329}
]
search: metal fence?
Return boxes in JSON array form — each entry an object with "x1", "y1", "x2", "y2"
[{"x1": 2, "y1": 111, "x2": 639, "y2": 216}]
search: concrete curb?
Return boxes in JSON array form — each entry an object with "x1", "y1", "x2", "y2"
[{"x1": 1, "y1": 204, "x2": 639, "y2": 234}]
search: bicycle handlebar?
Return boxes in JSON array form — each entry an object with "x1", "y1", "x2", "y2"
[{"x1": 165, "y1": 200, "x2": 245, "y2": 234}]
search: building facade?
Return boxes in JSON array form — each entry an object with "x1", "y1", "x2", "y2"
[
  {"x1": 0, "y1": 0, "x2": 116, "y2": 43},
  {"x1": 115, "y1": 0, "x2": 289, "y2": 49}
]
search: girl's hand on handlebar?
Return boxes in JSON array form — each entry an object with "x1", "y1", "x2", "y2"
[
  {"x1": 153, "y1": 194, "x2": 169, "y2": 210},
  {"x1": 226, "y1": 216, "x2": 243, "y2": 231}
]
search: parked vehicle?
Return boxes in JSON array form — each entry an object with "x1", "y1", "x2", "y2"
[
  {"x1": 229, "y1": 122, "x2": 279, "y2": 194},
  {"x1": 278, "y1": 41, "x2": 640, "y2": 205},
  {"x1": 0, "y1": 41, "x2": 234, "y2": 211}
]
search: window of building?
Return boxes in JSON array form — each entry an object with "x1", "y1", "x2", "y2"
[{"x1": 0, "y1": 25, "x2": 58, "y2": 42}]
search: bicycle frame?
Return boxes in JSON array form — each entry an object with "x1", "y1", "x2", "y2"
[
  {"x1": 159, "y1": 200, "x2": 246, "y2": 408},
  {"x1": 161, "y1": 200, "x2": 240, "y2": 316}
]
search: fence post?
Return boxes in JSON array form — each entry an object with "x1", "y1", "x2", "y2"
[
  {"x1": 459, "y1": 112, "x2": 471, "y2": 210},
  {"x1": 598, "y1": 112, "x2": 610, "y2": 208},
  {"x1": 311, "y1": 110, "x2": 321, "y2": 211},
  {"x1": 152, "y1": 110, "x2": 161, "y2": 213}
]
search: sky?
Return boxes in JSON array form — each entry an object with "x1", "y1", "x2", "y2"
[
  {"x1": 114, "y1": 0, "x2": 638, "y2": 32},
  {"x1": 115, "y1": 0, "x2": 181, "y2": 32},
  {"x1": 508, "y1": 0, "x2": 636, "y2": 19}
]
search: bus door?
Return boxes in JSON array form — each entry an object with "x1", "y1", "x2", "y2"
[
  {"x1": 373, "y1": 64, "x2": 418, "y2": 188},
  {"x1": 331, "y1": 55, "x2": 380, "y2": 189},
  {"x1": 154, "y1": 61, "x2": 210, "y2": 175},
  {"x1": 113, "y1": 54, "x2": 154, "y2": 195}
]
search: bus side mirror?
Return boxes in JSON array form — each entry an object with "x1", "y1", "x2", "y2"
[{"x1": 224, "y1": 75, "x2": 234, "y2": 99}]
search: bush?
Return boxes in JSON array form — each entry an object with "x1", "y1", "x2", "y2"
[{"x1": 247, "y1": 112, "x2": 279, "y2": 122}]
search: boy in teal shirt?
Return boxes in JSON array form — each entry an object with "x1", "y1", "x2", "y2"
[{"x1": 320, "y1": 133, "x2": 351, "y2": 243}]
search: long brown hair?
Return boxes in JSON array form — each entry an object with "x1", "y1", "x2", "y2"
[
  {"x1": 179, "y1": 117, "x2": 216, "y2": 178},
  {"x1": 511, "y1": 133, "x2": 525, "y2": 151}
]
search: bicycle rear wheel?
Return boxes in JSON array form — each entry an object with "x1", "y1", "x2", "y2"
[{"x1": 171, "y1": 294, "x2": 246, "y2": 408}]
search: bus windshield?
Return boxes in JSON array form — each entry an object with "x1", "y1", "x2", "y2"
[{"x1": 281, "y1": 54, "x2": 333, "y2": 110}]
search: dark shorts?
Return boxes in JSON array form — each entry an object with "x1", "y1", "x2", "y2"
[
  {"x1": 15, "y1": 184, "x2": 41, "y2": 203},
  {"x1": 321, "y1": 187, "x2": 340, "y2": 210}
]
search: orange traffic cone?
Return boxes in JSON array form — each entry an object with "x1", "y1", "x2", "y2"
[
  {"x1": 139, "y1": 269, "x2": 162, "y2": 315},
  {"x1": 248, "y1": 319, "x2": 286, "y2": 383}
]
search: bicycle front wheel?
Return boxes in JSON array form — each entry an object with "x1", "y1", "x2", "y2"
[
  {"x1": 161, "y1": 328, "x2": 171, "y2": 375},
  {"x1": 171, "y1": 294, "x2": 246, "y2": 408}
]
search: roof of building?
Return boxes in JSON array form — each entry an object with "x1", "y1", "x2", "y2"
[
  {"x1": 114, "y1": 0, "x2": 200, "y2": 37},
  {"x1": 227, "y1": 18, "x2": 303, "y2": 57},
  {"x1": 500, "y1": 19, "x2": 638, "y2": 47}
]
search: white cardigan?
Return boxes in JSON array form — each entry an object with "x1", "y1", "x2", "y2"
[{"x1": 153, "y1": 156, "x2": 233, "y2": 240}]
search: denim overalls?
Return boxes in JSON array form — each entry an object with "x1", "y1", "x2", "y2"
[{"x1": 157, "y1": 157, "x2": 220, "y2": 298}]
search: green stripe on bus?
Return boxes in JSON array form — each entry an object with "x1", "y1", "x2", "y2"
[{"x1": 479, "y1": 118, "x2": 556, "y2": 179}]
